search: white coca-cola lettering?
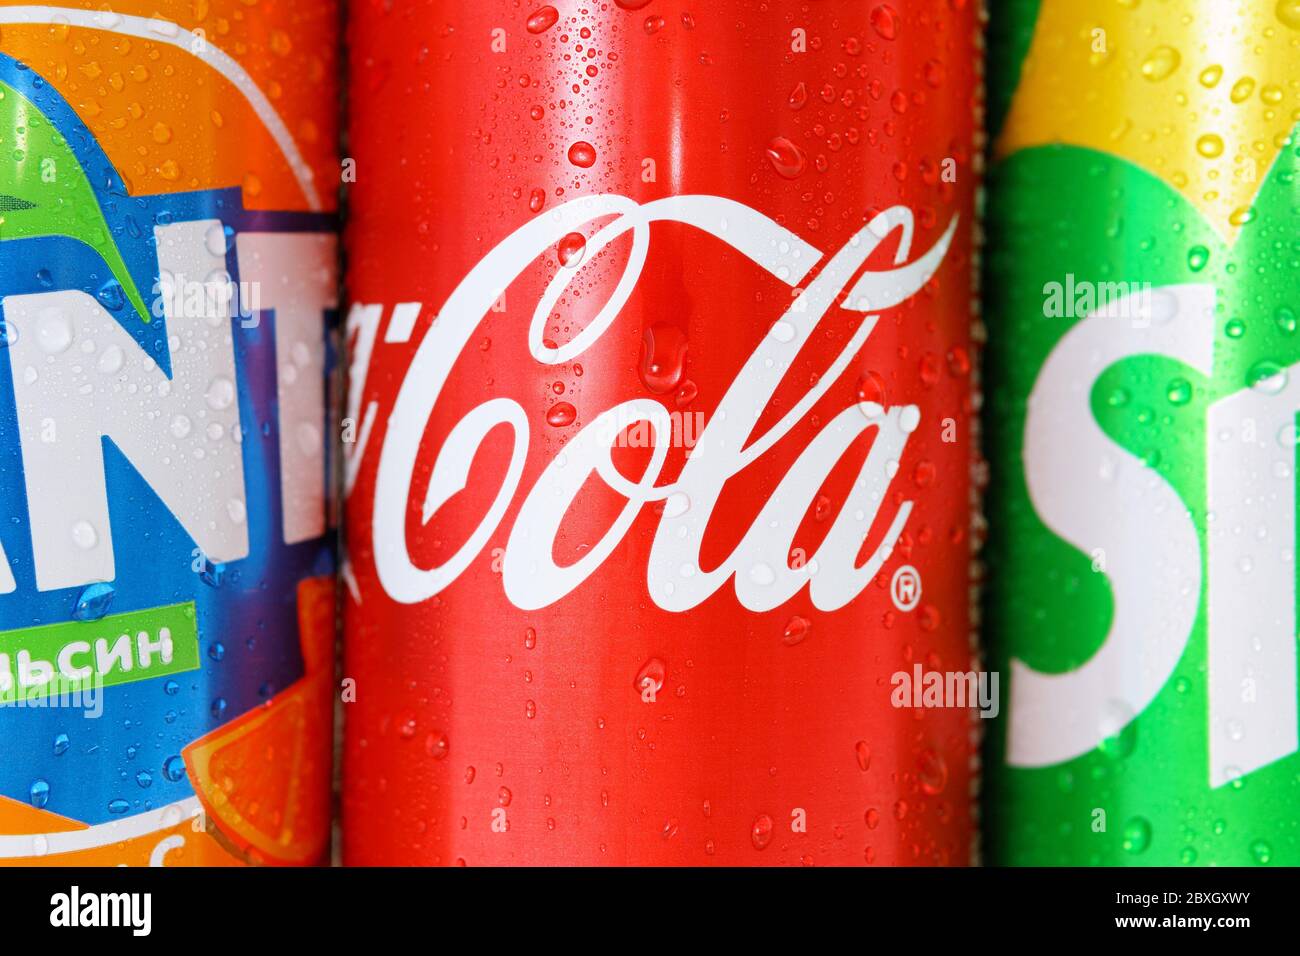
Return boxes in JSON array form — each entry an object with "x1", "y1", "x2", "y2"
[{"x1": 363, "y1": 195, "x2": 957, "y2": 611}]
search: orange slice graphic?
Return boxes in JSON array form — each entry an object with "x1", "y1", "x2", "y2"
[{"x1": 182, "y1": 575, "x2": 335, "y2": 866}]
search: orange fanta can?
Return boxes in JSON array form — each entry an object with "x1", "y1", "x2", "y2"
[{"x1": 0, "y1": 1, "x2": 339, "y2": 866}]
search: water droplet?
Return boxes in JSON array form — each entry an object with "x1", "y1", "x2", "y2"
[
  {"x1": 525, "y1": 5, "x2": 559, "y2": 33},
  {"x1": 788, "y1": 81, "x2": 808, "y2": 110},
  {"x1": 919, "y1": 353, "x2": 942, "y2": 386},
  {"x1": 663, "y1": 491, "x2": 691, "y2": 518},
  {"x1": 567, "y1": 141, "x2": 597, "y2": 168},
  {"x1": 899, "y1": 406, "x2": 921, "y2": 433},
  {"x1": 557, "y1": 231, "x2": 587, "y2": 268},
  {"x1": 426, "y1": 731, "x2": 449, "y2": 759},
  {"x1": 71, "y1": 581, "x2": 115, "y2": 621},
  {"x1": 36, "y1": 307, "x2": 73, "y2": 354},
  {"x1": 108, "y1": 798, "x2": 130, "y2": 815},
  {"x1": 97, "y1": 280, "x2": 126, "y2": 312},
  {"x1": 781, "y1": 615, "x2": 811, "y2": 645},
  {"x1": 1251, "y1": 839, "x2": 1273, "y2": 864},
  {"x1": 750, "y1": 813, "x2": 774, "y2": 850},
  {"x1": 1196, "y1": 133, "x2": 1224, "y2": 158},
  {"x1": 1166, "y1": 377, "x2": 1193, "y2": 406},
  {"x1": 635, "y1": 657, "x2": 666, "y2": 697},
  {"x1": 869, "y1": 4, "x2": 898, "y2": 40},
  {"x1": 206, "y1": 376, "x2": 235, "y2": 410},
  {"x1": 53, "y1": 733, "x2": 69, "y2": 756},
  {"x1": 1122, "y1": 817, "x2": 1152, "y2": 854},
  {"x1": 638, "y1": 323, "x2": 688, "y2": 394},
  {"x1": 205, "y1": 222, "x2": 230, "y2": 256},
  {"x1": 136, "y1": 769, "x2": 153, "y2": 788},
  {"x1": 546, "y1": 401, "x2": 576, "y2": 427},
  {"x1": 162, "y1": 754, "x2": 186, "y2": 782},
  {"x1": 917, "y1": 749, "x2": 948, "y2": 795},
  {"x1": 71, "y1": 521, "x2": 97, "y2": 550},
  {"x1": 97, "y1": 344, "x2": 124, "y2": 375},
  {"x1": 947, "y1": 346, "x2": 971, "y2": 376},
  {"x1": 856, "y1": 371, "x2": 888, "y2": 417},
  {"x1": 615, "y1": 0, "x2": 655, "y2": 8},
  {"x1": 765, "y1": 136, "x2": 806, "y2": 179},
  {"x1": 397, "y1": 713, "x2": 417, "y2": 739},
  {"x1": 1199, "y1": 64, "x2": 1223, "y2": 87},
  {"x1": 29, "y1": 779, "x2": 49, "y2": 808},
  {"x1": 1140, "y1": 46, "x2": 1180, "y2": 81},
  {"x1": 1249, "y1": 360, "x2": 1287, "y2": 394},
  {"x1": 1187, "y1": 245, "x2": 1209, "y2": 271},
  {"x1": 1280, "y1": 0, "x2": 1300, "y2": 29},
  {"x1": 1099, "y1": 717, "x2": 1137, "y2": 760},
  {"x1": 855, "y1": 741, "x2": 872, "y2": 771}
]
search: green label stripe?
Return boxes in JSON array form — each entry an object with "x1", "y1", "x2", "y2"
[
  {"x1": 0, "y1": 602, "x2": 199, "y2": 704},
  {"x1": 984, "y1": 134, "x2": 1300, "y2": 865}
]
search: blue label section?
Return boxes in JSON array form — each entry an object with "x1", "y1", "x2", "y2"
[{"x1": 0, "y1": 53, "x2": 336, "y2": 825}]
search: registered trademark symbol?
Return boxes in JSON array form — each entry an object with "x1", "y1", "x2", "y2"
[{"x1": 890, "y1": 565, "x2": 921, "y2": 612}]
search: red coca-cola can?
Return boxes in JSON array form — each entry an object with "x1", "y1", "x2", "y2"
[{"x1": 342, "y1": 0, "x2": 983, "y2": 866}]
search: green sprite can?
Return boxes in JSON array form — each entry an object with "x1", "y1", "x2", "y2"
[{"x1": 984, "y1": 0, "x2": 1300, "y2": 865}]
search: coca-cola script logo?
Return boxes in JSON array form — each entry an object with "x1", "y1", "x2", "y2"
[{"x1": 347, "y1": 195, "x2": 956, "y2": 613}]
